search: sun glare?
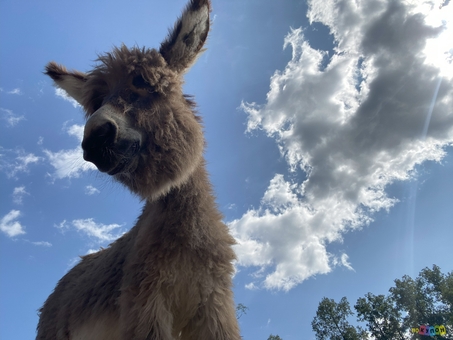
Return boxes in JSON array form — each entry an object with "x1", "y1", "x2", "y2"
[{"x1": 421, "y1": 1, "x2": 453, "y2": 79}]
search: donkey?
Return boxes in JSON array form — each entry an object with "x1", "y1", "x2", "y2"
[{"x1": 37, "y1": 1, "x2": 240, "y2": 339}]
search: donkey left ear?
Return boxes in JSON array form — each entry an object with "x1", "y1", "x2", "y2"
[
  {"x1": 45, "y1": 61, "x2": 87, "y2": 105},
  {"x1": 159, "y1": 0, "x2": 211, "y2": 73}
]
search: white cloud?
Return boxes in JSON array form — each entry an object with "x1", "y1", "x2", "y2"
[
  {"x1": 0, "y1": 88, "x2": 22, "y2": 95},
  {"x1": 55, "y1": 218, "x2": 124, "y2": 248},
  {"x1": 63, "y1": 218, "x2": 124, "y2": 242},
  {"x1": 44, "y1": 148, "x2": 94, "y2": 179},
  {"x1": 85, "y1": 185, "x2": 100, "y2": 195},
  {"x1": 332, "y1": 253, "x2": 355, "y2": 271},
  {"x1": 340, "y1": 254, "x2": 353, "y2": 271},
  {"x1": 44, "y1": 124, "x2": 96, "y2": 179},
  {"x1": 16, "y1": 153, "x2": 41, "y2": 172},
  {"x1": 245, "y1": 282, "x2": 259, "y2": 290},
  {"x1": 234, "y1": 0, "x2": 453, "y2": 290},
  {"x1": 54, "y1": 219, "x2": 69, "y2": 231},
  {"x1": 12, "y1": 186, "x2": 29, "y2": 204},
  {"x1": 1, "y1": 108, "x2": 25, "y2": 127},
  {"x1": 55, "y1": 88, "x2": 80, "y2": 108},
  {"x1": 0, "y1": 148, "x2": 41, "y2": 178},
  {"x1": 31, "y1": 241, "x2": 52, "y2": 247},
  {"x1": 66, "y1": 123, "x2": 84, "y2": 141},
  {"x1": 0, "y1": 210, "x2": 26, "y2": 237},
  {"x1": 7, "y1": 88, "x2": 22, "y2": 95},
  {"x1": 86, "y1": 248, "x2": 101, "y2": 254}
]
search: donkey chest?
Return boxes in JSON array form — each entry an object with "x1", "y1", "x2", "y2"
[
  {"x1": 120, "y1": 241, "x2": 213, "y2": 329},
  {"x1": 144, "y1": 239, "x2": 214, "y2": 289}
]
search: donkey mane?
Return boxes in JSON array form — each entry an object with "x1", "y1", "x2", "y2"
[{"x1": 37, "y1": 1, "x2": 241, "y2": 339}]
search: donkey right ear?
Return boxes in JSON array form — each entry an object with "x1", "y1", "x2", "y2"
[
  {"x1": 45, "y1": 62, "x2": 87, "y2": 105},
  {"x1": 159, "y1": 0, "x2": 211, "y2": 73}
]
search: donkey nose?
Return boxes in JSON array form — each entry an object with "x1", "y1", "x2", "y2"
[{"x1": 82, "y1": 116, "x2": 118, "y2": 166}]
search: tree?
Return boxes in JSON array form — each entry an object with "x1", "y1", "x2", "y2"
[
  {"x1": 312, "y1": 297, "x2": 368, "y2": 340},
  {"x1": 312, "y1": 265, "x2": 452, "y2": 339},
  {"x1": 355, "y1": 293, "x2": 405, "y2": 339},
  {"x1": 267, "y1": 335, "x2": 283, "y2": 340},
  {"x1": 389, "y1": 265, "x2": 453, "y2": 338},
  {"x1": 236, "y1": 303, "x2": 249, "y2": 320}
]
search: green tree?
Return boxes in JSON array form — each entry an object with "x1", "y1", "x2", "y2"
[
  {"x1": 312, "y1": 297, "x2": 367, "y2": 340},
  {"x1": 267, "y1": 335, "x2": 283, "y2": 340},
  {"x1": 440, "y1": 270, "x2": 453, "y2": 327},
  {"x1": 355, "y1": 293, "x2": 405, "y2": 339},
  {"x1": 390, "y1": 265, "x2": 453, "y2": 338},
  {"x1": 312, "y1": 265, "x2": 452, "y2": 339}
]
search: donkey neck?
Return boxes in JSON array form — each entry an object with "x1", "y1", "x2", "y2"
[{"x1": 138, "y1": 162, "x2": 222, "y2": 249}]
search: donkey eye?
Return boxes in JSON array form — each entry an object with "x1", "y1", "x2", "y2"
[{"x1": 132, "y1": 75, "x2": 148, "y2": 89}]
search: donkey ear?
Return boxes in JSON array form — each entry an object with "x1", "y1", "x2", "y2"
[
  {"x1": 45, "y1": 62, "x2": 87, "y2": 105},
  {"x1": 159, "y1": 0, "x2": 211, "y2": 73}
]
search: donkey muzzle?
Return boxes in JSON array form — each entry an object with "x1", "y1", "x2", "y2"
[{"x1": 81, "y1": 105, "x2": 142, "y2": 175}]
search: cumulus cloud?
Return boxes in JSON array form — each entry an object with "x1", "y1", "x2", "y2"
[
  {"x1": 56, "y1": 218, "x2": 124, "y2": 243},
  {"x1": 12, "y1": 186, "x2": 29, "y2": 204},
  {"x1": 1, "y1": 108, "x2": 25, "y2": 127},
  {"x1": 44, "y1": 124, "x2": 96, "y2": 179},
  {"x1": 234, "y1": 0, "x2": 453, "y2": 290},
  {"x1": 0, "y1": 210, "x2": 26, "y2": 237},
  {"x1": 55, "y1": 88, "x2": 80, "y2": 108}
]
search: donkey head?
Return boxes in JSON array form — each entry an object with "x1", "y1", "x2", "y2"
[{"x1": 45, "y1": 0, "x2": 211, "y2": 200}]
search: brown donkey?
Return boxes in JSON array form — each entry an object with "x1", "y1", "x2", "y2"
[{"x1": 37, "y1": 1, "x2": 240, "y2": 339}]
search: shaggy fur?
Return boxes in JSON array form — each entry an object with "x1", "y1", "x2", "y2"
[{"x1": 36, "y1": 1, "x2": 240, "y2": 339}]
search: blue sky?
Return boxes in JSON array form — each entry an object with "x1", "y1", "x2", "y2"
[{"x1": 1, "y1": 0, "x2": 452, "y2": 339}]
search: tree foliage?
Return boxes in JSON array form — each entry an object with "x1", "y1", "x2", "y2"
[
  {"x1": 312, "y1": 297, "x2": 368, "y2": 340},
  {"x1": 267, "y1": 335, "x2": 283, "y2": 340},
  {"x1": 355, "y1": 293, "x2": 404, "y2": 339},
  {"x1": 389, "y1": 265, "x2": 453, "y2": 338},
  {"x1": 312, "y1": 265, "x2": 453, "y2": 339},
  {"x1": 236, "y1": 303, "x2": 248, "y2": 320}
]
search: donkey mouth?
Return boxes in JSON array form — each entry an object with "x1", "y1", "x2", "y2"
[
  {"x1": 106, "y1": 140, "x2": 141, "y2": 175},
  {"x1": 108, "y1": 158, "x2": 131, "y2": 176},
  {"x1": 83, "y1": 139, "x2": 141, "y2": 175}
]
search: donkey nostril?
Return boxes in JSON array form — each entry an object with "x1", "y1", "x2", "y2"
[
  {"x1": 96, "y1": 121, "x2": 117, "y2": 146},
  {"x1": 82, "y1": 121, "x2": 117, "y2": 150},
  {"x1": 81, "y1": 120, "x2": 118, "y2": 167}
]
